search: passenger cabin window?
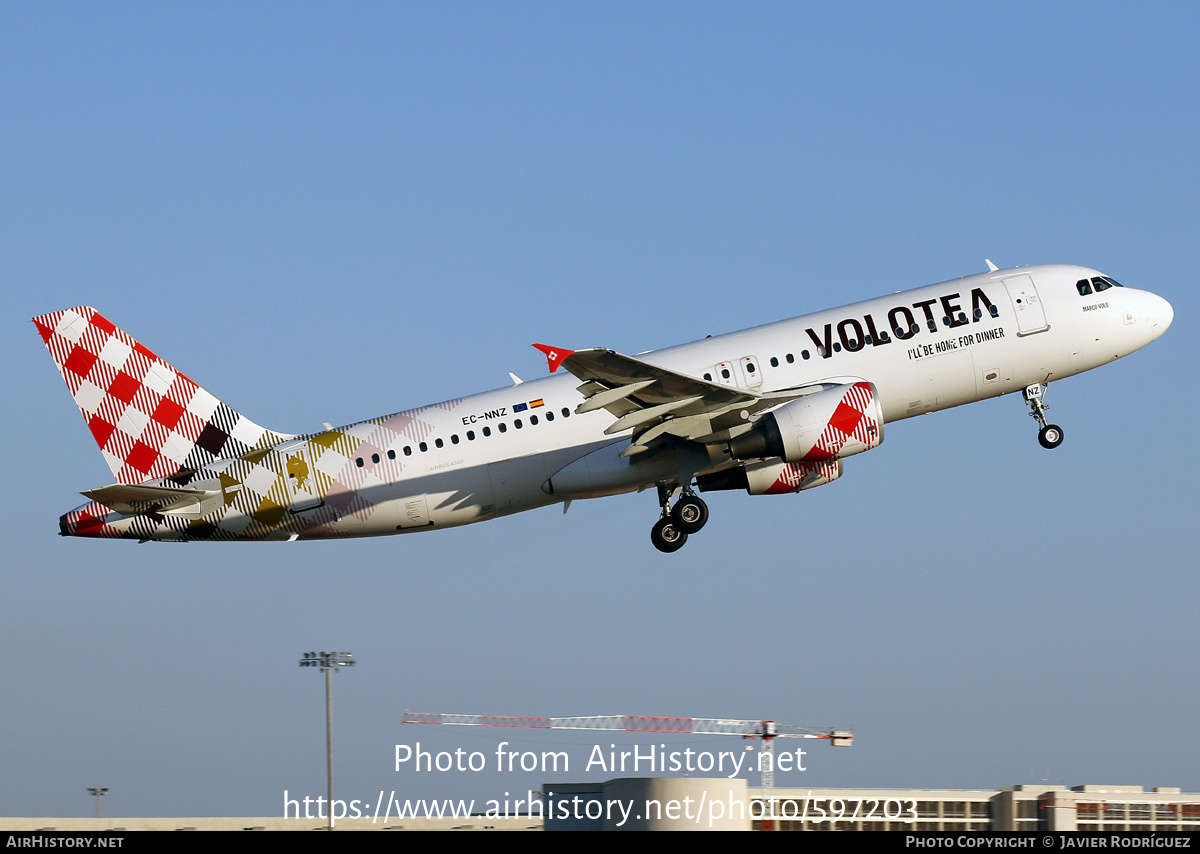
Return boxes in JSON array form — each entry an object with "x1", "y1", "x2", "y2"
[
  {"x1": 786, "y1": 353, "x2": 795, "y2": 363},
  {"x1": 387, "y1": 450, "x2": 395, "y2": 460},
  {"x1": 769, "y1": 357, "x2": 779, "y2": 367}
]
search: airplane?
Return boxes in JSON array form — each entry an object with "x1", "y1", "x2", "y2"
[{"x1": 34, "y1": 261, "x2": 1172, "y2": 552}]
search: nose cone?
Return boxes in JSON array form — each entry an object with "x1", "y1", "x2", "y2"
[{"x1": 1145, "y1": 293, "x2": 1174, "y2": 340}]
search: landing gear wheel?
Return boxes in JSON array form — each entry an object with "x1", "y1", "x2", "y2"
[
  {"x1": 1038, "y1": 424, "x2": 1064, "y2": 449},
  {"x1": 671, "y1": 495, "x2": 709, "y2": 534},
  {"x1": 651, "y1": 518, "x2": 689, "y2": 553}
]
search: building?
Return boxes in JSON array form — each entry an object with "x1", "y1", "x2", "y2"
[
  {"x1": 542, "y1": 779, "x2": 1200, "y2": 831},
  {"x1": 4, "y1": 780, "x2": 1197, "y2": 831}
]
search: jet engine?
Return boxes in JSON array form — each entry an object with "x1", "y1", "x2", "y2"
[
  {"x1": 727, "y1": 381, "x2": 884, "y2": 463},
  {"x1": 697, "y1": 458, "x2": 842, "y2": 495}
]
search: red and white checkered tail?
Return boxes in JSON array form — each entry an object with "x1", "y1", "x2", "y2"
[{"x1": 33, "y1": 307, "x2": 287, "y2": 485}]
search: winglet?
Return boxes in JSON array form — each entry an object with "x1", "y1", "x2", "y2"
[
  {"x1": 985, "y1": 259, "x2": 999, "y2": 272},
  {"x1": 533, "y1": 343, "x2": 574, "y2": 373}
]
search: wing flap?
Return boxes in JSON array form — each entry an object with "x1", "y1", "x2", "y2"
[
  {"x1": 534, "y1": 344, "x2": 839, "y2": 450},
  {"x1": 576, "y1": 379, "x2": 658, "y2": 414},
  {"x1": 541, "y1": 347, "x2": 772, "y2": 446},
  {"x1": 561, "y1": 348, "x2": 753, "y2": 413}
]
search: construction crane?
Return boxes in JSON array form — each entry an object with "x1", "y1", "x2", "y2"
[{"x1": 401, "y1": 711, "x2": 852, "y2": 790}]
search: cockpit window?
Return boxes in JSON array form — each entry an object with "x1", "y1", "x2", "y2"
[
  {"x1": 1091, "y1": 277, "x2": 1112, "y2": 292},
  {"x1": 1077, "y1": 279, "x2": 1093, "y2": 296},
  {"x1": 1101, "y1": 276, "x2": 1124, "y2": 288}
]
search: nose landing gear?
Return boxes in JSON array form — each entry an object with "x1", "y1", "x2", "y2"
[
  {"x1": 1037, "y1": 423, "x2": 1064, "y2": 449},
  {"x1": 650, "y1": 484, "x2": 709, "y2": 553},
  {"x1": 1023, "y1": 383, "x2": 1064, "y2": 449}
]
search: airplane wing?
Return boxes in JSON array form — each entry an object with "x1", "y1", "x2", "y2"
[{"x1": 533, "y1": 344, "x2": 816, "y2": 456}]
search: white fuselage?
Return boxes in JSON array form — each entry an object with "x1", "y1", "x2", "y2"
[{"x1": 65, "y1": 264, "x2": 1172, "y2": 541}]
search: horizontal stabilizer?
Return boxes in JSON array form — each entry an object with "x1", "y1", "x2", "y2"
[{"x1": 81, "y1": 483, "x2": 221, "y2": 517}]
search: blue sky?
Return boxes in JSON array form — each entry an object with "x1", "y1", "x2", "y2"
[{"x1": 2, "y1": 3, "x2": 1197, "y2": 817}]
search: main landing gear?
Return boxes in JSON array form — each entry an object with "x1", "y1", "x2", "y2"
[
  {"x1": 650, "y1": 484, "x2": 709, "y2": 553},
  {"x1": 1023, "y1": 383, "x2": 1064, "y2": 450}
]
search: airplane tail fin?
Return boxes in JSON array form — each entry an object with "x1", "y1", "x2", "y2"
[{"x1": 33, "y1": 306, "x2": 289, "y2": 485}]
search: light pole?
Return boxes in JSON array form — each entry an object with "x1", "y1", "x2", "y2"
[
  {"x1": 87, "y1": 787, "x2": 108, "y2": 819},
  {"x1": 299, "y1": 651, "x2": 355, "y2": 829}
]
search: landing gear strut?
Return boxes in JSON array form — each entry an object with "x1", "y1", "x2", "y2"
[
  {"x1": 649, "y1": 484, "x2": 709, "y2": 553},
  {"x1": 1023, "y1": 383, "x2": 1064, "y2": 449}
]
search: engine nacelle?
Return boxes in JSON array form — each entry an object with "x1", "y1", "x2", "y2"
[
  {"x1": 697, "y1": 458, "x2": 842, "y2": 495},
  {"x1": 728, "y1": 381, "x2": 884, "y2": 463}
]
